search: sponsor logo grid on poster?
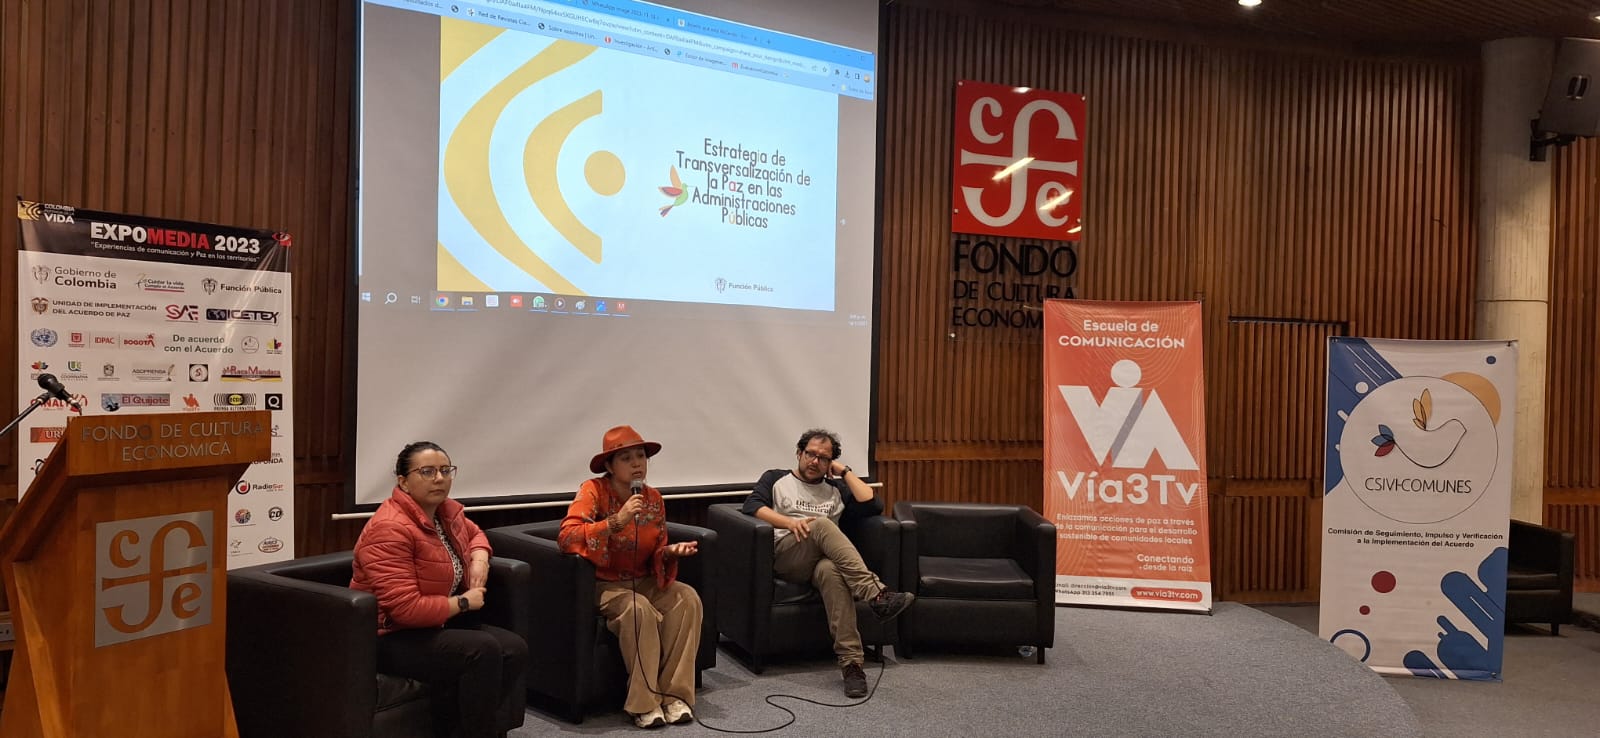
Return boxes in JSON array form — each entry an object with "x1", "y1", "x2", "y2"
[{"x1": 15, "y1": 200, "x2": 296, "y2": 566}]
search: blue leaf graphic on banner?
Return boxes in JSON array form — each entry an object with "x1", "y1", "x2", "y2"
[
  {"x1": 1324, "y1": 338, "x2": 1403, "y2": 495},
  {"x1": 1402, "y1": 547, "x2": 1507, "y2": 680}
]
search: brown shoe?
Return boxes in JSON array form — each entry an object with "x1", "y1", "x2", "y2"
[
  {"x1": 869, "y1": 590, "x2": 914, "y2": 621},
  {"x1": 842, "y1": 662, "x2": 868, "y2": 698}
]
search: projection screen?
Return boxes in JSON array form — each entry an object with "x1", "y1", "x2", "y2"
[{"x1": 352, "y1": 0, "x2": 880, "y2": 504}]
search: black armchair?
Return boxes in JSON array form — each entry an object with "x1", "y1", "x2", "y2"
[
  {"x1": 485, "y1": 520, "x2": 717, "y2": 723},
  {"x1": 226, "y1": 551, "x2": 531, "y2": 738},
  {"x1": 894, "y1": 501, "x2": 1055, "y2": 663},
  {"x1": 1506, "y1": 519, "x2": 1575, "y2": 635},
  {"x1": 706, "y1": 502, "x2": 900, "y2": 672}
]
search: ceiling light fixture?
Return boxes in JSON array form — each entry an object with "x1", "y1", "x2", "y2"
[{"x1": 1239, "y1": 0, "x2": 1262, "y2": 7}]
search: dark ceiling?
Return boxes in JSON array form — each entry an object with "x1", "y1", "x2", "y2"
[{"x1": 985, "y1": 0, "x2": 1600, "y2": 47}]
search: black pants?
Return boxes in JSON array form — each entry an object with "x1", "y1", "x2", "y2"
[{"x1": 376, "y1": 623, "x2": 528, "y2": 738}]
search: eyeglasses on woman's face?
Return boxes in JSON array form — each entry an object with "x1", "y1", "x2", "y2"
[{"x1": 407, "y1": 465, "x2": 459, "y2": 479}]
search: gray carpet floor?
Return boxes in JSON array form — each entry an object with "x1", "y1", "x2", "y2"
[
  {"x1": 509, "y1": 602, "x2": 1418, "y2": 736},
  {"x1": 1260, "y1": 599, "x2": 1600, "y2": 738}
]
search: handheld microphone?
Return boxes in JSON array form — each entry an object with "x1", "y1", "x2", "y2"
[
  {"x1": 37, "y1": 373, "x2": 81, "y2": 412},
  {"x1": 629, "y1": 479, "x2": 643, "y2": 496}
]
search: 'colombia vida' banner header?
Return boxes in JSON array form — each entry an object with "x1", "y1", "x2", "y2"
[{"x1": 1043, "y1": 300, "x2": 1212, "y2": 611}]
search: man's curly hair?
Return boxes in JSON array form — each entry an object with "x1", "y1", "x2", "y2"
[{"x1": 795, "y1": 428, "x2": 842, "y2": 460}]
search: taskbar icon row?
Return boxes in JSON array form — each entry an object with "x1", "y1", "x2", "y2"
[{"x1": 360, "y1": 291, "x2": 629, "y2": 316}]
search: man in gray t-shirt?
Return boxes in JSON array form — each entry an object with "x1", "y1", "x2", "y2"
[{"x1": 741, "y1": 429, "x2": 914, "y2": 698}]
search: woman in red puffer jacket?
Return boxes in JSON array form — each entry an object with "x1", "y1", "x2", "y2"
[{"x1": 351, "y1": 441, "x2": 528, "y2": 738}]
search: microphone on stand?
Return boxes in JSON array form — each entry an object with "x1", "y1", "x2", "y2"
[{"x1": 37, "y1": 373, "x2": 81, "y2": 412}]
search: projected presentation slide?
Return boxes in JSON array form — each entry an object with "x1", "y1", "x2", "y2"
[
  {"x1": 438, "y1": 25, "x2": 840, "y2": 310},
  {"x1": 355, "y1": 0, "x2": 878, "y2": 505}
]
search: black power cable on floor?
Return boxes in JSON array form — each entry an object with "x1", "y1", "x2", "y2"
[{"x1": 694, "y1": 656, "x2": 888, "y2": 735}]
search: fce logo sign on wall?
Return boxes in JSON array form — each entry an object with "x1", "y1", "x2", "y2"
[{"x1": 952, "y1": 80, "x2": 1085, "y2": 241}]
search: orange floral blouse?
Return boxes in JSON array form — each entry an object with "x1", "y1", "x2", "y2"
[{"x1": 557, "y1": 476, "x2": 679, "y2": 588}]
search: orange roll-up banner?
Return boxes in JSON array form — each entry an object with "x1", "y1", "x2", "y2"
[{"x1": 1043, "y1": 300, "x2": 1212, "y2": 611}]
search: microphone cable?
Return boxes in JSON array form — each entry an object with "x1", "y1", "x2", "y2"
[
  {"x1": 622, "y1": 482, "x2": 695, "y2": 722},
  {"x1": 692, "y1": 656, "x2": 888, "y2": 735},
  {"x1": 618, "y1": 487, "x2": 891, "y2": 734}
]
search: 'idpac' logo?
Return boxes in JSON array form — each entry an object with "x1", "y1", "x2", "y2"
[{"x1": 95, "y1": 512, "x2": 213, "y2": 646}]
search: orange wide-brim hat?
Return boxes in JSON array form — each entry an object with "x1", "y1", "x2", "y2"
[{"x1": 589, "y1": 424, "x2": 662, "y2": 474}]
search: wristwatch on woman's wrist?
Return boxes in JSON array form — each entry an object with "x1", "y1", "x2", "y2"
[{"x1": 457, "y1": 595, "x2": 469, "y2": 613}]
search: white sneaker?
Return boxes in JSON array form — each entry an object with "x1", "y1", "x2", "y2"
[
  {"x1": 662, "y1": 699, "x2": 694, "y2": 724},
  {"x1": 632, "y1": 707, "x2": 666, "y2": 728}
]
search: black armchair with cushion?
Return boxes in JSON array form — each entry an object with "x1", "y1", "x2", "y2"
[
  {"x1": 1506, "y1": 519, "x2": 1575, "y2": 635},
  {"x1": 485, "y1": 520, "x2": 717, "y2": 723},
  {"x1": 226, "y1": 551, "x2": 531, "y2": 738},
  {"x1": 894, "y1": 501, "x2": 1055, "y2": 663},
  {"x1": 706, "y1": 502, "x2": 900, "y2": 672}
]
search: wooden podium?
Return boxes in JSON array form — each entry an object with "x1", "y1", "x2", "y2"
[{"x1": 0, "y1": 411, "x2": 270, "y2": 738}]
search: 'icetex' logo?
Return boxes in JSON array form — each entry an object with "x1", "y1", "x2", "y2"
[{"x1": 1055, "y1": 359, "x2": 1201, "y2": 504}]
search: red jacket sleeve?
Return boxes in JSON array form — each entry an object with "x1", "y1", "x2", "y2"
[
  {"x1": 354, "y1": 521, "x2": 452, "y2": 629},
  {"x1": 460, "y1": 515, "x2": 491, "y2": 559}
]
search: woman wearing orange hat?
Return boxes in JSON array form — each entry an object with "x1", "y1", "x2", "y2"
[{"x1": 558, "y1": 425, "x2": 703, "y2": 729}]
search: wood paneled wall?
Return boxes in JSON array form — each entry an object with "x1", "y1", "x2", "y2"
[
  {"x1": 0, "y1": 0, "x2": 365, "y2": 552},
  {"x1": 0, "y1": 1, "x2": 1596, "y2": 599},
  {"x1": 877, "y1": 2, "x2": 1479, "y2": 598},
  {"x1": 1547, "y1": 136, "x2": 1600, "y2": 585}
]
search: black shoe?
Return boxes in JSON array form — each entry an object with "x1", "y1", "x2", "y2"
[
  {"x1": 868, "y1": 590, "x2": 914, "y2": 621},
  {"x1": 842, "y1": 662, "x2": 868, "y2": 698}
]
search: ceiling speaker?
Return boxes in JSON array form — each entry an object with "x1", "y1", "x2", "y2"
[{"x1": 1539, "y1": 37, "x2": 1600, "y2": 137}]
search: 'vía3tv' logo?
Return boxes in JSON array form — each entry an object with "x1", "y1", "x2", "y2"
[{"x1": 1054, "y1": 359, "x2": 1201, "y2": 505}]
